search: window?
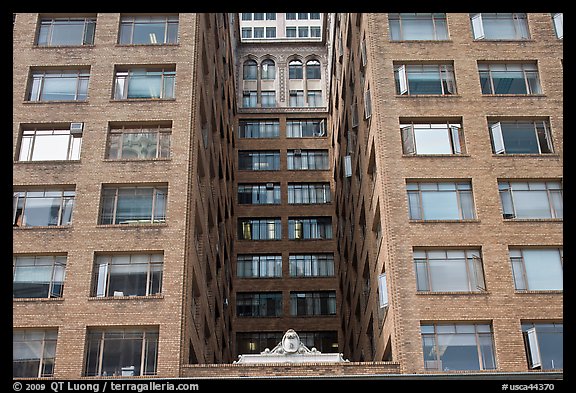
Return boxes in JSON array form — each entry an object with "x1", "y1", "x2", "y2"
[
  {"x1": 407, "y1": 181, "x2": 476, "y2": 220},
  {"x1": 261, "y1": 59, "x2": 276, "y2": 80},
  {"x1": 288, "y1": 217, "x2": 333, "y2": 240},
  {"x1": 489, "y1": 120, "x2": 553, "y2": 154},
  {"x1": 552, "y1": 13, "x2": 563, "y2": 39},
  {"x1": 113, "y1": 67, "x2": 175, "y2": 100},
  {"x1": 470, "y1": 13, "x2": 530, "y2": 40},
  {"x1": 241, "y1": 13, "x2": 252, "y2": 21},
  {"x1": 522, "y1": 322, "x2": 563, "y2": 370},
  {"x1": 394, "y1": 64, "x2": 456, "y2": 95},
  {"x1": 388, "y1": 13, "x2": 448, "y2": 41},
  {"x1": 13, "y1": 255, "x2": 66, "y2": 299},
  {"x1": 239, "y1": 119, "x2": 279, "y2": 138},
  {"x1": 238, "y1": 218, "x2": 282, "y2": 240},
  {"x1": 401, "y1": 121, "x2": 464, "y2": 155},
  {"x1": 99, "y1": 185, "x2": 167, "y2": 225},
  {"x1": 18, "y1": 124, "x2": 82, "y2": 161},
  {"x1": 421, "y1": 323, "x2": 496, "y2": 371},
  {"x1": 378, "y1": 273, "x2": 388, "y2": 308},
  {"x1": 27, "y1": 69, "x2": 89, "y2": 102},
  {"x1": 288, "y1": 183, "x2": 331, "y2": 204},
  {"x1": 287, "y1": 149, "x2": 329, "y2": 170},
  {"x1": 289, "y1": 60, "x2": 303, "y2": 79},
  {"x1": 106, "y1": 123, "x2": 171, "y2": 160},
  {"x1": 119, "y1": 15, "x2": 178, "y2": 45},
  {"x1": 289, "y1": 90, "x2": 305, "y2": 107},
  {"x1": 286, "y1": 13, "x2": 296, "y2": 20},
  {"x1": 266, "y1": 27, "x2": 276, "y2": 38},
  {"x1": 479, "y1": 63, "x2": 541, "y2": 95},
  {"x1": 498, "y1": 181, "x2": 562, "y2": 219},
  {"x1": 236, "y1": 292, "x2": 282, "y2": 317},
  {"x1": 286, "y1": 27, "x2": 297, "y2": 38},
  {"x1": 13, "y1": 329, "x2": 57, "y2": 378},
  {"x1": 243, "y1": 60, "x2": 257, "y2": 80},
  {"x1": 510, "y1": 248, "x2": 563, "y2": 291},
  {"x1": 289, "y1": 254, "x2": 334, "y2": 277},
  {"x1": 37, "y1": 17, "x2": 96, "y2": 46},
  {"x1": 306, "y1": 60, "x2": 321, "y2": 79},
  {"x1": 414, "y1": 249, "x2": 486, "y2": 292},
  {"x1": 266, "y1": 13, "x2": 276, "y2": 20},
  {"x1": 298, "y1": 26, "x2": 309, "y2": 38},
  {"x1": 290, "y1": 291, "x2": 336, "y2": 316},
  {"x1": 237, "y1": 332, "x2": 283, "y2": 354},
  {"x1": 242, "y1": 90, "x2": 257, "y2": 107},
  {"x1": 93, "y1": 253, "x2": 163, "y2": 297},
  {"x1": 287, "y1": 119, "x2": 326, "y2": 138},
  {"x1": 85, "y1": 328, "x2": 159, "y2": 376},
  {"x1": 241, "y1": 27, "x2": 251, "y2": 39},
  {"x1": 253, "y1": 13, "x2": 264, "y2": 21},
  {"x1": 310, "y1": 26, "x2": 321, "y2": 38},
  {"x1": 253, "y1": 27, "x2": 264, "y2": 39},
  {"x1": 237, "y1": 255, "x2": 282, "y2": 278},
  {"x1": 237, "y1": 183, "x2": 281, "y2": 205},
  {"x1": 298, "y1": 332, "x2": 338, "y2": 353},
  {"x1": 13, "y1": 189, "x2": 75, "y2": 227},
  {"x1": 261, "y1": 91, "x2": 276, "y2": 107},
  {"x1": 238, "y1": 150, "x2": 280, "y2": 171},
  {"x1": 307, "y1": 90, "x2": 323, "y2": 106}
]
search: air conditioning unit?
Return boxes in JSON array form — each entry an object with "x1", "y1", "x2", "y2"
[
  {"x1": 70, "y1": 122, "x2": 84, "y2": 136},
  {"x1": 266, "y1": 183, "x2": 275, "y2": 190}
]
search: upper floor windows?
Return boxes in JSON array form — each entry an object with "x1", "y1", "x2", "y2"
[
  {"x1": 27, "y1": 69, "x2": 90, "y2": 102},
  {"x1": 394, "y1": 63, "x2": 456, "y2": 95},
  {"x1": 287, "y1": 149, "x2": 329, "y2": 170},
  {"x1": 238, "y1": 218, "x2": 282, "y2": 240},
  {"x1": 388, "y1": 13, "x2": 448, "y2": 41},
  {"x1": 13, "y1": 329, "x2": 58, "y2": 378},
  {"x1": 498, "y1": 181, "x2": 562, "y2": 219},
  {"x1": 401, "y1": 120, "x2": 464, "y2": 155},
  {"x1": 287, "y1": 119, "x2": 326, "y2": 138},
  {"x1": 306, "y1": 60, "x2": 321, "y2": 79},
  {"x1": 239, "y1": 119, "x2": 280, "y2": 138},
  {"x1": 479, "y1": 62, "x2": 542, "y2": 95},
  {"x1": 17, "y1": 124, "x2": 82, "y2": 162},
  {"x1": 237, "y1": 183, "x2": 281, "y2": 205},
  {"x1": 13, "y1": 188, "x2": 75, "y2": 227},
  {"x1": 489, "y1": 120, "x2": 553, "y2": 155},
  {"x1": 407, "y1": 181, "x2": 475, "y2": 221},
  {"x1": 99, "y1": 185, "x2": 167, "y2": 225},
  {"x1": 113, "y1": 66, "x2": 175, "y2": 100},
  {"x1": 471, "y1": 13, "x2": 530, "y2": 40},
  {"x1": 36, "y1": 16, "x2": 96, "y2": 46},
  {"x1": 510, "y1": 248, "x2": 563, "y2": 291},
  {"x1": 119, "y1": 15, "x2": 178, "y2": 45},
  {"x1": 238, "y1": 150, "x2": 280, "y2": 171},
  {"x1": 13, "y1": 255, "x2": 67, "y2": 299},
  {"x1": 106, "y1": 123, "x2": 171, "y2": 160}
]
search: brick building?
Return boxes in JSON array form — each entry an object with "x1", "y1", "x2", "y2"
[{"x1": 13, "y1": 13, "x2": 562, "y2": 380}]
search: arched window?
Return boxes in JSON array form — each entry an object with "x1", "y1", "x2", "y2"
[
  {"x1": 306, "y1": 60, "x2": 321, "y2": 79},
  {"x1": 243, "y1": 59, "x2": 258, "y2": 80},
  {"x1": 261, "y1": 59, "x2": 276, "y2": 80},
  {"x1": 289, "y1": 60, "x2": 303, "y2": 79}
]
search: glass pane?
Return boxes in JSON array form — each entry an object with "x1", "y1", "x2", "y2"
[
  {"x1": 491, "y1": 70, "x2": 527, "y2": 94},
  {"x1": 407, "y1": 66, "x2": 442, "y2": 95},
  {"x1": 483, "y1": 14, "x2": 517, "y2": 39},
  {"x1": 128, "y1": 72, "x2": 161, "y2": 98},
  {"x1": 133, "y1": 21, "x2": 166, "y2": 44},
  {"x1": 121, "y1": 133, "x2": 158, "y2": 159},
  {"x1": 501, "y1": 122, "x2": 539, "y2": 154},
  {"x1": 538, "y1": 327, "x2": 563, "y2": 369},
  {"x1": 41, "y1": 75, "x2": 78, "y2": 101},
  {"x1": 513, "y1": 190, "x2": 551, "y2": 218},
  {"x1": 421, "y1": 191, "x2": 459, "y2": 220},
  {"x1": 429, "y1": 259, "x2": 469, "y2": 291},
  {"x1": 414, "y1": 126, "x2": 452, "y2": 154},
  {"x1": 30, "y1": 132, "x2": 71, "y2": 161},
  {"x1": 522, "y1": 250, "x2": 563, "y2": 290},
  {"x1": 438, "y1": 332, "x2": 481, "y2": 370},
  {"x1": 50, "y1": 21, "x2": 85, "y2": 45},
  {"x1": 402, "y1": 15, "x2": 435, "y2": 40}
]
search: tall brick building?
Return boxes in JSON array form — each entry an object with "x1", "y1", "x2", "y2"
[{"x1": 13, "y1": 13, "x2": 562, "y2": 379}]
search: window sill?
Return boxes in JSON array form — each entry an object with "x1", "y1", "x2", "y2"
[
  {"x1": 395, "y1": 94, "x2": 460, "y2": 98},
  {"x1": 110, "y1": 98, "x2": 176, "y2": 103},
  {"x1": 14, "y1": 160, "x2": 81, "y2": 164},
  {"x1": 103, "y1": 158, "x2": 171, "y2": 163},
  {"x1": 96, "y1": 222, "x2": 168, "y2": 228},
  {"x1": 402, "y1": 154, "x2": 471, "y2": 158},
  {"x1": 416, "y1": 291, "x2": 488, "y2": 296},
  {"x1": 88, "y1": 294, "x2": 164, "y2": 301},
  {"x1": 23, "y1": 100, "x2": 89, "y2": 105},
  {"x1": 473, "y1": 39, "x2": 534, "y2": 43},
  {"x1": 502, "y1": 218, "x2": 562, "y2": 223},
  {"x1": 33, "y1": 44, "x2": 95, "y2": 49},
  {"x1": 514, "y1": 290, "x2": 562, "y2": 294},
  {"x1": 13, "y1": 297, "x2": 65, "y2": 302},
  {"x1": 482, "y1": 94, "x2": 546, "y2": 98},
  {"x1": 13, "y1": 225, "x2": 71, "y2": 230},
  {"x1": 409, "y1": 219, "x2": 480, "y2": 224},
  {"x1": 115, "y1": 43, "x2": 180, "y2": 48},
  {"x1": 492, "y1": 153, "x2": 560, "y2": 158}
]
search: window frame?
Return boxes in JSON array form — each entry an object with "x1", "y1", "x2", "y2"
[
  {"x1": 388, "y1": 13, "x2": 449, "y2": 41},
  {"x1": 237, "y1": 254, "x2": 282, "y2": 278},
  {"x1": 401, "y1": 121, "x2": 463, "y2": 155},
  {"x1": 287, "y1": 149, "x2": 329, "y2": 170},
  {"x1": 287, "y1": 182, "x2": 331, "y2": 204},
  {"x1": 407, "y1": 181, "x2": 476, "y2": 221},
  {"x1": 498, "y1": 181, "x2": 562, "y2": 219},
  {"x1": 106, "y1": 123, "x2": 171, "y2": 160},
  {"x1": 13, "y1": 255, "x2": 67, "y2": 299},
  {"x1": 521, "y1": 322, "x2": 563, "y2": 370},
  {"x1": 395, "y1": 63, "x2": 456, "y2": 95},
  {"x1": 290, "y1": 291, "x2": 337, "y2": 316},
  {"x1": 113, "y1": 66, "x2": 176, "y2": 100},
  {"x1": 98, "y1": 185, "x2": 168, "y2": 225},
  {"x1": 18, "y1": 125, "x2": 82, "y2": 162},
  {"x1": 36, "y1": 16, "x2": 96, "y2": 47},
  {"x1": 118, "y1": 15, "x2": 179, "y2": 45},
  {"x1": 27, "y1": 69, "x2": 90, "y2": 102},
  {"x1": 13, "y1": 188, "x2": 75, "y2": 227},
  {"x1": 479, "y1": 62, "x2": 542, "y2": 95},
  {"x1": 471, "y1": 13, "x2": 530, "y2": 40},
  {"x1": 236, "y1": 292, "x2": 283, "y2": 317},
  {"x1": 289, "y1": 254, "x2": 335, "y2": 277},
  {"x1": 238, "y1": 150, "x2": 280, "y2": 171},
  {"x1": 237, "y1": 183, "x2": 281, "y2": 205},
  {"x1": 237, "y1": 218, "x2": 282, "y2": 240},
  {"x1": 510, "y1": 248, "x2": 563, "y2": 291},
  {"x1": 238, "y1": 119, "x2": 280, "y2": 139},
  {"x1": 13, "y1": 329, "x2": 58, "y2": 378},
  {"x1": 288, "y1": 217, "x2": 333, "y2": 240},
  {"x1": 489, "y1": 120, "x2": 553, "y2": 155}
]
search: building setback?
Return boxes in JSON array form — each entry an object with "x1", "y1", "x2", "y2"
[{"x1": 13, "y1": 13, "x2": 562, "y2": 379}]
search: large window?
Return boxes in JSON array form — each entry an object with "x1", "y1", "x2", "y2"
[
  {"x1": 237, "y1": 255, "x2": 282, "y2": 278},
  {"x1": 489, "y1": 120, "x2": 553, "y2": 155},
  {"x1": 401, "y1": 121, "x2": 464, "y2": 155},
  {"x1": 288, "y1": 183, "x2": 331, "y2": 204},
  {"x1": 286, "y1": 119, "x2": 326, "y2": 138},
  {"x1": 237, "y1": 183, "x2": 281, "y2": 205},
  {"x1": 288, "y1": 217, "x2": 333, "y2": 240},
  {"x1": 238, "y1": 150, "x2": 280, "y2": 171},
  {"x1": 287, "y1": 149, "x2": 329, "y2": 170},
  {"x1": 522, "y1": 322, "x2": 563, "y2": 370},
  {"x1": 289, "y1": 254, "x2": 334, "y2": 277},
  {"x1": 261, "y1": 59, "x2": 276, "y2": 80},
  {"x1": 290, "y1": 291, "x2": 336, "y2": 316},
  {"x1": 471, "y1": 13, "x2": 530, "y2": 40},
  {"x1": 243, "y1": 60, "x2": 257, "y2": 80},
  {"x1": 236, "y1": 292, "x2": 282, "y2": 317},
  {"x1": 37, "y1": 17, "x2": 96, "y2": 46},
  {"x1": 27, "y1": 69, "x2": 90, "y2": 102},
  {"x1": 13, "y1": 255, "x2": 66, "y2": 299},
  {"x1": 421, "y1": 323, "x2": 496, "y2": 371},
  {"x1": 510, "y1": 248, "x2": 563, "y2": 291},
  {"x1": 388, "y1": 13, "x2": 448, "y2": 41},
  {"x1": 114, "y1": 67, "x2": 175, "y2": 100},
  {"x1": 498, "y1": 181, "x2": 562, "y2": 219},
  {"x1": 237, "y1": 332, "x2": 283, "y2": 354},
  {"x1": 93, "y1": 253, "x2": 163, "y2": 297},
  {"x1": 106, "y1": 123, "x2": 171, "y2": 160},
  {"x1": 13, "y1": 329, "x2": 58, "y2": 378},
  {"x1": 407, "y1": 181, "x2": 476, "y2": 220},
  {"x1": 85, "y1": 328, "x2": 159, "y2": 377},
  {"x1": 18, "y1": 125, "x2": 82, "y2": 162},
  {"x1": 239, "y1": 120, "x2": 279, "y2": 138},
  {"x1": 13, "y1": 189, "x2": 75, "y2": 227},
  {"x1": 299, "y1": 332, "x2": 338, "y2": 353},
  {"x1": 394, "y1": 63, "x2": 456, "y2": 95},
  {"x1": 414, "y1": 249, "x2": 486, "y2": 292},
  {"x1": 119, "y1": 15, "x2": 178, "y2": 45},
  {"x1": 238, "y1": 218, "x2": 282, "y2": 240},
  {"x1": 99, "y1": 186, "x2": 167, "y2": 225},
  {"x1": 479, "y1": 63, "x2": 541, "y2": 95}
]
